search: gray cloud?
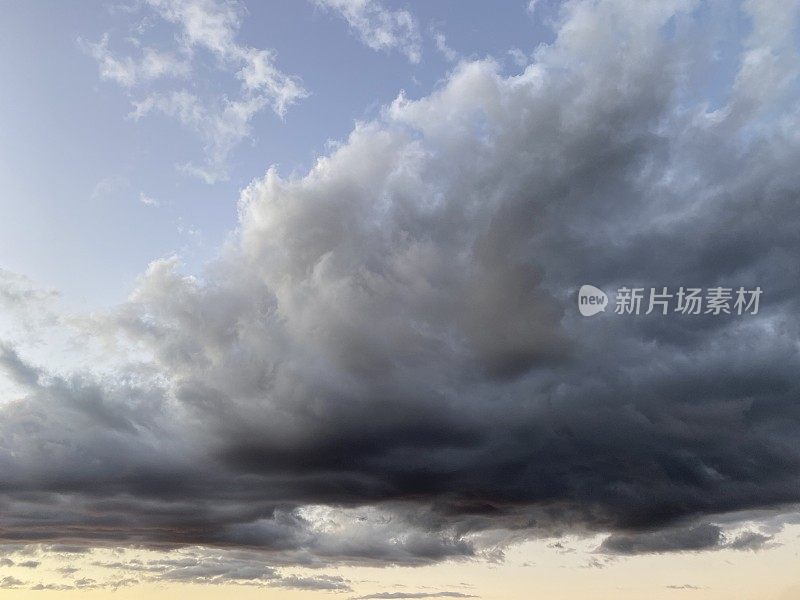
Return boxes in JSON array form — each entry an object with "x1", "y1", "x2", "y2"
[
  {"x1": 352, "y1": 594, "x2": 476, "y2": 600},
  {"x1": 725, "y1": 530, "x2": 775, "y2": 551},
  {"x1": 2, "y1": 0, "x2": 800, "y2": 577},
  {"x1": 666, "y1": 585, "x2": 705, "y2": 590},
  {"x1": 599, "y1": 525, "x2": 778, "y2": 555},
  {"x1": 26, "y1": 577, "x2": 138, "y2": 592},
  {"x1": 276, "y1": 574, "x2": 351, "y2": 591},
  {"x1": 0, "y1": 576, "x2": 25, "y2": 589},
  {"x1": 85, "y1": 550, "x2": 351, "y2": 590},
  {"x1": 599, "y1": 524, "x2": 724, "y2": 555}
]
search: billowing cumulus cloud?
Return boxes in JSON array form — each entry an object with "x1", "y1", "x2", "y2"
[{"x1": 3, "y1": 0, "x2": 800, "y2": 581}]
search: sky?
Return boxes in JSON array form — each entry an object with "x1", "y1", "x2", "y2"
[
  {"x1": 0, "y1": 0, "x2": 554, "y2": 309},
  {"x1": 1, "y1": 0, "x2": 800, "y2": 598}
]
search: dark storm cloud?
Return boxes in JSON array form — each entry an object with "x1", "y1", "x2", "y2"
[{"x1": 1, "y1": 0, "x2": 800, "y2": 574}]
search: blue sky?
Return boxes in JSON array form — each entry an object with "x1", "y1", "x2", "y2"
[{"x1": 0, "y1": 0, "x2": 557, "y2": 309}]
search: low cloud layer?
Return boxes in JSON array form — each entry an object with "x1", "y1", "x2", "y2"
[
  {"x1": 3, "y1": 0, "x2": 800, "y2": 576},
  {"x1": 352, "y1": 593, "x2": 476, "y2": 600},
  {"x1": 598, "y1": 524, "x2": 776, "y2": 555}
]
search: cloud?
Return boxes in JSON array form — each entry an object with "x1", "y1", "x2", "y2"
[
  {"x1": 5, "y1": 0, "x2": 800, "y2": 578},
  {"x1": 130, "y1": 90, "x2": 272, "y2": 183},
  {"x1": 725, "y1": 530, "x2": 775, "y2": 551},
  {"x1": 26, "y1": 577, "x2": 138, "y2": 592},
  {"x1": 432, "y1": 30, "x2": 457, "y2": 63},
  {"x1": 0, "y1": 576, "x2": 25, "y2": 589},
  {"x1": 147, "y1": 0, "x2": 307, "y2": 115},
  {"x1": 276, "y1": 574, "x2": 351, "y2": 591},
  {"x1": 599, "y1": 525, "x2": 778, "y2": 555},
  {"x1": 57, "y1": 566, "x2": 80, "y2": 574},
  {"x1": 91, "y1": 176, "x2": 130, "y2": 200},
  {"x1": 84, "y1": 0, "x2": 307, "y2": 183},
  {"x1": 352, "y1": 594, "x2": 476, "y2": 600},
  {"x1": 507, "y1": 48, "x2": 530, "y2": 68},
  {"x1": 0, "y1": 343, "x2": 42, "y2": 389},
  {"x1": 87, "y1": 549, "x2": 350, "y2": 589},
  {"x1": 0, "y1": 270, "x2": 57, "y2": 310},
  {"x1": 139, "y1": 192, "x2": 159, "y2": 207},
  {"x1": 315, "y1": 0, "x2": 422, "y2": 63},
  {"x1": 126, "y1": 556, "x2": 279, "y2": 583},
  {"x1": 16, "y1": 560, "x2": 40, "y2": 568},
  {"x1": 599, "y1": 525, "x2": 724, "y2": 555},
  {"x1": 666, "y1": 584, "x2": 705, "y2": 590},
  {"x1": 79, "y1": 33, "x2": 190, "y2": 87}
]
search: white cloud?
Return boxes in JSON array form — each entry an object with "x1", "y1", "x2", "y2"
[
  {"x1": 315, "y1": 0, "x2": 422, "y2": 63},
  {"x1": 143, "y1": 0, "x2": 308, "y2": 116},
  {"x1": 139, "y1": 192, "x2": 159, "y2": 207},
  {"x1": 235, "y1": 48, "x2": 308, "y2": 117},
  {"x1": 131, "y1": 90, "x2": 270, "y2": 183},
  {"x1": 84, "y1": 0, "x2": 307, "y2": 183},
  {"x1": 91, "y1": 176, "x2": 129, "y2": 200},
  {"x1": 432, "y1": 30, "x2": 457, "y2": 63},
  {"x1": 147, "y1": 0, "x2": 241, "y2": 54},
  {"x1": 507, "y1": 48, "x2": 530, "y2": 68},
  {"x1": 80, "y1": 33, "x2": 189, "y2": 87}
]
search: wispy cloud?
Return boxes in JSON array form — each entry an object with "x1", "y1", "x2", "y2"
[
  {"x1": 139, "y1": 191, "x2": 159, "y2": 207},
  {"x1": 352, "y1": 593, "x2": 476, "y2": 600},
  {"x1": 432, "y1": 29, "x2": 457, "y2": 63},
  {"x1": 80, "y1": 33, "x2": 190, "y2": 87},
  {"x1": 83, "y1": 0, "x2": 307, "y2": 183},
  {"x1": 666, "y1": 584, "x2": 705, "y2": 590},
  {"x1": 315, "y1": 0, "x2": 421, "y2": 63}
]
